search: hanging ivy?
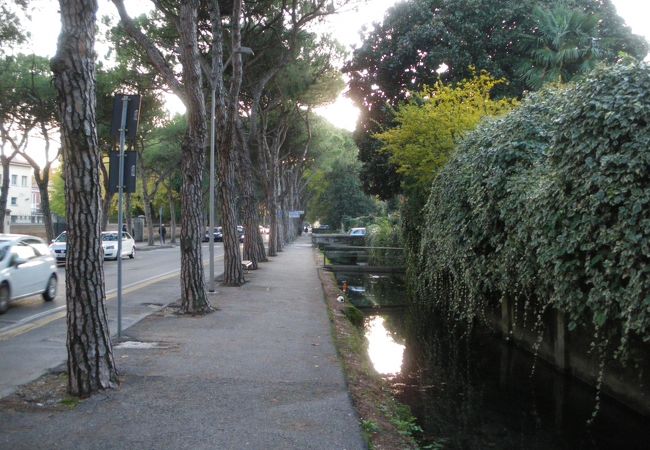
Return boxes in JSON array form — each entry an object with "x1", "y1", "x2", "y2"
[{"x1": 414, "y1": 62, "x2": 650, "y2": 358}]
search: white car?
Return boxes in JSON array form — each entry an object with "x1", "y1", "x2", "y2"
[
  {"x1": 349, "y1": 227, "x2": 367, "y2": 237},
  {"x1": 101, "y1": 231, "x2": 136, "y2": 260},
  {"x1": 0, "y1": 234, "x2": 58, "y2": 314},
  {"x1": 49, "y1": 231, "x2": 68, "y2": 263}
]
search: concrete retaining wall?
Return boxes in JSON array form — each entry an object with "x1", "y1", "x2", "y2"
[{"x1": 489, "y1": 298, "x2": 650, "y2": 416}]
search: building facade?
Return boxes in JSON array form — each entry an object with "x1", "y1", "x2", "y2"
[{"x1": 0, "y1": 158, "x2": 43, "y2": 224}]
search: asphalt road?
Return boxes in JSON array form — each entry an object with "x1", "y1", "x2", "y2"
[{"x1": 0, "y1": 242, "x2": 224, "y2": 398}]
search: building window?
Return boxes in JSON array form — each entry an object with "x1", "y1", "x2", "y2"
[
  {"x1": 21, "y1": 175, "x2": 27, "y2": 187},
  {"x1": 11, "y1": 197, "x2": 17, "y2": 206},
  {"x1": 11, "y1": 175, "x2": 17, "y2": 186}
]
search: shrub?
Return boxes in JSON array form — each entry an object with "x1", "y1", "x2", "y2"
[{"x1": 415, "y1": 62, "x2": 650, "y2": 355}]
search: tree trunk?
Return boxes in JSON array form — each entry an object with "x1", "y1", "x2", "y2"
[
  {"x1": 0, "y1": 153, "x2": 14, "y2": 233},
  {"x1": 267, "y1": 190, "x2": 278, "y2": 256},
  {"x1": 274, "y1": 159, "x2": 284, "y2": 252},
  {"x1": 168, "y1": 187, "x2": 176, "y2": 244},
  {"x1": 51, "y1": 0, "x2": 118, "y2": 397},
  {"x1": 99, "y1": 160, "x2": 112, "y2": 230},
  {"x1": 177, "y1": 0, "x2": 210, "y2": 312},
  {"x1": 125, "y1": 192, "x2": 132, "y2": 235},
  {"x1": 17, "y1": 126, "x2": 61, "y2": 241},
  {"x1": 139, "y1": 155, "x2": 156, "y2": 246},
  {"x1": 37, "y1": 173, "x2": 55, "y2": 242},
  {"x1": 236, "y1": 119, "x2": 266, "y2": 267},
  {"x1": 214, "y1": 0, "x2": 244, "y2": 285},
  {"x1": 112, "y1": 0, "x2": 209, "y2": 315}
]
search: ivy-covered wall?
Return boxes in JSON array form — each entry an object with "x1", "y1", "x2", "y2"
[{"x1": 414, "y1": 62, "x2": 650, "y2": 368}]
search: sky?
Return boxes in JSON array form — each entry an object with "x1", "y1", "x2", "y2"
[{"x1": 13, "y1": 0, "x2": 650, "y2": 136}]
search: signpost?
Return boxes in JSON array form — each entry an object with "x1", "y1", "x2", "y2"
[{"x1": 110, "y1": 94, "x2": 141, "y2": 338}]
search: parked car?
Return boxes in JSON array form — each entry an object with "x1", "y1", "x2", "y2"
[
  {"x1": 349, "y1": 227, "x2": 367, "y2": 237},
  {"x1": 237, "y1": 225, "x2": 245, "y2": 243},
  {"x1": 101, "y1": 231, "x2": 136, "y2": 260},
  {"x1": 202, "y1": 227, "x2": 223, "y2": 242},
  {"x1": 49, "y1": 231, "x2": 68, "y2": 263},
  {"x1": 0, "y1": 234, "x2": 58, "y2": 314}
]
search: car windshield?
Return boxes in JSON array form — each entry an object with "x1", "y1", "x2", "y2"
[
  {"x1": 54, "y1": 233, "x2": 67, "y2": 242},
  {"x1": 102, "y1": 234, "x2": 118, "y2": 242}
]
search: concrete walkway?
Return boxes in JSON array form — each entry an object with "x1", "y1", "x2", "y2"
[{"x1": 0, "y1": 236, "x2": 365, "y2": 449}]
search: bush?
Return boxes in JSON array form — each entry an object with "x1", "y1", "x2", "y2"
[{"x1": 415, "y1": 62, "x2": 650, "y2": 354}]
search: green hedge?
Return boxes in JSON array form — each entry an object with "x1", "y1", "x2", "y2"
[{"x1": 415, "y1": 62, "x2": 650, "y2": 354}]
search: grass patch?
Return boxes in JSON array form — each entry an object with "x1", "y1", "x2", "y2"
[
  {"x1": 343, "y1": 304, "x2": 364, "y2": 328},
  {"x1": 59, "y1": 396, "x2": 80, "y2": 409}
]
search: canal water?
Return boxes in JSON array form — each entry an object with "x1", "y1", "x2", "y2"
[{"x1": 333, "y1": 271, "x2": 650, "y2": 449}]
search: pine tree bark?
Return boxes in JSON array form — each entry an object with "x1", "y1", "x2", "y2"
[
  {"x1": 139, "y1": 154, "x2": 156, "y2": 246},
  {"x1": 99, "y1": 161, "x2": 113, "y2": 230},
  {"x1": 51, "y1": 0, "x2": 118, "y2": 397},
  {"x1": 167, "y1": 187, "x2": 176, "y2": 244},
  {"x1": 112, "y1": 0, "x2": 209, "y2": 314},
  {"x1": 125, "y1": 192, "x2": 132, "y2": 235},
  {"x1": 236, "y1": 119, "x2": 266, "y2": 267},
  {"x1": 0, "y1": 151, "x2": 16, "y2": 233},
  {"x1": 212, "y1": 0, "x2": 244, "y2": 285},
  {"x1": 36, "y1": 171, "x2": 54, "y2": 241},
  {"x1": 177, "y1": 0, "x2": 211, "y2": 311},
  {"x1": 274, "y1": 159, "x2": 284, "y2": 252}
]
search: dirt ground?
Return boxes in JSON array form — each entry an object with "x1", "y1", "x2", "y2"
[{"x1": 0, "y1": 371, "x2": 77, "y2": 412}]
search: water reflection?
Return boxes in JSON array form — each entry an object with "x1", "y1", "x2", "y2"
[
  {"x1": 335, "y1": 272, "x2": 407, "y2": 309},
  {"x1": 365, "y1": 316, "x2": 405, "y2": 375},
  {"x1": 339, "y1": 270, "x2": 650, "y2": 449},
  {"x1": 394, "y1": 308, "x2": 650, "y2": 449}
]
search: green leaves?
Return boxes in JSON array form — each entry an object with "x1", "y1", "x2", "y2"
[
  {"x1": 305, "y1": 119, "x2": 378, "y2": 226},
  {"x1": 414, "y1": 62, "x2": 650, "y2": 356},
  {"x1": 374, "y1": 71, "x2": 517, "y2": 193},
  {"x1": 517, "y1": 3, "x2": 602, "y2": 89}
]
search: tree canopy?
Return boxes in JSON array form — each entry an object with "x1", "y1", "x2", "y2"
[
  {"x1": 344, "y1": 0, "x2": 648, "y2": 199},
  {"x1": 374, "y1": 71, "x2": 517, "y2": 192},
  {"x1": 0, "y1": 0, "x2": 28, "y2": 53},
  {"x1": 305, "y1": 118, "x2": 377, "y2": 227}
]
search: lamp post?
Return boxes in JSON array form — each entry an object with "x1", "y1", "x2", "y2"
[{"x1": 208, "y1": 46, "x2": 254, "y2": 292}]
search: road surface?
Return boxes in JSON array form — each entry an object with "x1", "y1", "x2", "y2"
[{"x1": 0, "y1": 242, "x2": 223, "y2": 397}]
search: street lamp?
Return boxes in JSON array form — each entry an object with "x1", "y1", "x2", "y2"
[{"x1": 208, "y1": 46, "x2": 254, "y2": 292}]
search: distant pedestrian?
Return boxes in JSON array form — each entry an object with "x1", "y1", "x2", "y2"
[
  {"x1": 122, "y1": 224, "x2": 127, "y2": 233},
  {"x1": 159, "y1": 224, "x2": 167, "y2": 244}
]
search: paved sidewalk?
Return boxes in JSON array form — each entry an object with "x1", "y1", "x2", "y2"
[{"x1": 0, "y1": 236, "x2": 365, "y2": 449}]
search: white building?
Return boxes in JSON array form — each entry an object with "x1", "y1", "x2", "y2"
[{"x1": 0, "y1": 158, "x2": 43, "y2": 224}]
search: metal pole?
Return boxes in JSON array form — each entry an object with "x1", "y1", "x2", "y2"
[
  {"x1": 208, "y1": 87, "x2": 216, "y2": 292},
  {"x1": 116, "y1": 95, "x2": 128, "y2": 338}
]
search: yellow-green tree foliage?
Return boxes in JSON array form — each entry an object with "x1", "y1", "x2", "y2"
[{"x1": 375, "y1": 71, "x2": 517, "y2": 190}]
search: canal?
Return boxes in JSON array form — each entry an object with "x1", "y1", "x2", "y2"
[{"x1": 333, "y1": 270, "x2": 650, "y2": 449}]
